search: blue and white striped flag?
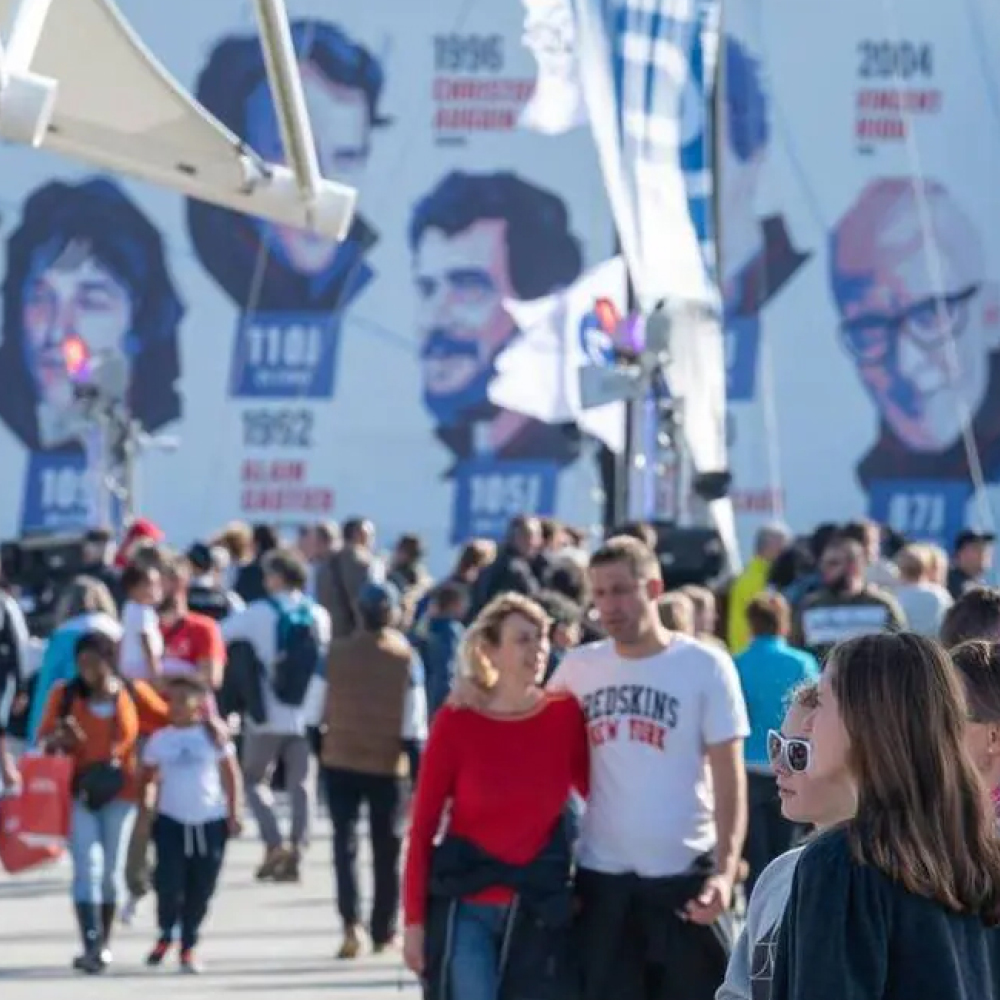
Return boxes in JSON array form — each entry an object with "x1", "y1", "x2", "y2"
[
  {"x1": 570, "y1": 0, "x2": 720, "y2": 309},
  {"x1": 570, "y1": 0, "x2": 738, "y2": 563}
]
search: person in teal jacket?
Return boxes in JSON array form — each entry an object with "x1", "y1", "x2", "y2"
[
  {"x1": 735, "y1": 591, "x2": 819, "y2": 894},
  {"x1": 27, "y1": 577, "x2": 122, "y2": 744}
]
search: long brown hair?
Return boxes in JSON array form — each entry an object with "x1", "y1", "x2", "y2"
[{"x1": 828, "y1": 632, "x2": 1000, "y2": 922}]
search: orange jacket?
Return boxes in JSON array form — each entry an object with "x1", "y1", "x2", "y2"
[{"x1": 37, "y1": 680, "x2": 169, "y2": 802}]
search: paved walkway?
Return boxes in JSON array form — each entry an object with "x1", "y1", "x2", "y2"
[{"x1": 0, "y1": 822, "x2": 421, "y2": 999}]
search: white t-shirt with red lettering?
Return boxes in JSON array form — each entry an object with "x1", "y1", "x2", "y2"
[{"x1": 549, "y1": 635, "x2": 749, "y2": 878}]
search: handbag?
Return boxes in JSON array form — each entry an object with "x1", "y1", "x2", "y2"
[
  {"x1": 0, "y1": 753, "x2": 74, "y2": 874},
  {"x1": 60, "y1": 680, "x2": 128, "y2": 812}
]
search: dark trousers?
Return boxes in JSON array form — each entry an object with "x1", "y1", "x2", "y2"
[
  {"x1": 575, "y1": 867, "x2": 731, "y2": 1000},
  {"x1": 744, "y1": 772, "x2": 802, "y2": 897},
  {"x1": 322, "y1": 767, "x2": 404, "y2": 944},
  {"x1": 152, "y1": 815, "x2": 228, "y2": 951}
]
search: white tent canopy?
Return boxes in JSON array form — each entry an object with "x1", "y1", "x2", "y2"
[{"x1": 0, "y1": 0, "x2": 357, "y2": 238}]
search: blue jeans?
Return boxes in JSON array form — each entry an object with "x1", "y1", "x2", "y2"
[
  {"x1": 69, "y1": 799, "x2": 136, "y2": 905},
  {"x1": 450, "y1": 901, "x2": 510, "y2": 1000}
]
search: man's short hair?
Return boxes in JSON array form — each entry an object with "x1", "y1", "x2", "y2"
[
  {"x1": 609, "y1": 521, "x2": 658, "y2": 551},
  {"x1": 342, "y1": 517, "x2": 371, "y2": 544},
  {"x1": 590, "y1": 535, "x2": 661, "y2": 582},
  {"x1": 746, "y1": 592, "x2": 791, "y2": 637},
  {"x1": 262, "y1": 548, "x2": 309, "y2": 592},
  {"x1": 754, "y1": 523, "x2": 790, "y2": 557},
  {"x1": 895, "y1": 545, "x2": 927, "y2": 583},
  {"x1": 940, "y1": 587, "x2": 1000, "y2": 647},
  {"x1": 433, "y1": 580, "x2": 469, "y2": 615},
  {"x1": 314, "y1": 521, "x2": 341, "y2": 548},
  {"x1": 826, "y1": 536, "x2": 866, "y2": 567},
  {"x1": 395, "y1": 533, "x2": 425, "y2": 562},
  {"x1": 408, "y1": 172, "x2": 583, "y2": 301}
]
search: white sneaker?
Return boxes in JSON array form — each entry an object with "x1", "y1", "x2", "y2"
[{"x1": 120, "y1": 896, "x2": 140, "y2": 926}]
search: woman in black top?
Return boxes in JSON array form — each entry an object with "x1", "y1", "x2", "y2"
[{"x1": 772, "y1": 632, "x2": 1000, "y2": 1000}]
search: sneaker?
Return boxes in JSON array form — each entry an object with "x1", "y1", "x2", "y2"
[
  {"x1": 272, "y1": 851, "x2": 301, "y2": 883},
  {"x1": 337, "y1": 927, "x2": 362, "y2": 960},
  {"x1": 255, "y1": 847, "x2": 287, "y2": 881},
  {"x1": 371, "y1": 934, "x2": 398, "y2": 955},
  {"x1": 120, "y1": 896, "x2": 140, "y2": 926},
  {"x1": 180, "y1": 949, "x2": 203, "y2": 974},
  {"x1": 146, "y1": 941, "x2": 171, "y2": 967}
]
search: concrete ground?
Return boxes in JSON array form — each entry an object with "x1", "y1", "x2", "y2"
[{"x1": 0, "y1": 820, "x2": 421, "y2": 999}]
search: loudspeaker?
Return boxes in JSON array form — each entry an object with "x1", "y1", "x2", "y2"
[{"x1": 651, "y1": 523, "x2": 726, "y2": 588}]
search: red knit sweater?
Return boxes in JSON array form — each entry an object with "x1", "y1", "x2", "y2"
[{"x1": 403, "y1": 693, "x2": 589, "y2": 926}]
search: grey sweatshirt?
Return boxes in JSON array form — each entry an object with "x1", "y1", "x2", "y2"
[{"x1": 716, "y1": 847, "x2": 804, "y2": 1000}]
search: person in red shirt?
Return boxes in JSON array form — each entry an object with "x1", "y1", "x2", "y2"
[
  {"x1": 403, "y1": 593, "x2": 588, "y2": 1000},
  {"x1": 159, "y1": 555, "x2": 226, "y2": 691}
]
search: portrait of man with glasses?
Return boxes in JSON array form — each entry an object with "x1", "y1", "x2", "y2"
[{"x1": 830, "y1": 176, "x2": 1000, "y2": 547}]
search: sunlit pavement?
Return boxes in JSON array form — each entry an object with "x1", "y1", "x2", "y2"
[{"x1": 0, "y1": 817, "x2": 421, "y2": 999}]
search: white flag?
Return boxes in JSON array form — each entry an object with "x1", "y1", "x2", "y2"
[
  {"x1": 489, "y1": 257, "x2": 627, "y2": 453},
  {"x1": 519, "y1": 0, "x2": 589, "y2": 135}
]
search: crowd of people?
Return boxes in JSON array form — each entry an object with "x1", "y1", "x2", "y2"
[{"x1": 0, "y1": 510, "x2": 999, "y2": 998}]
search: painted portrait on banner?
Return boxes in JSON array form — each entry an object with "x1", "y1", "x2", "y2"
[
  {"x1": 408, "y1": 170, "x2": 585, "y2": 542},
  {"x1": 720, "y1": 35, "x2": 810, "y2": 403},
  {"x1": 0, "y1": 177, "x2": 183, "y2": 534},
  {"x1": 830, "y1": 177, "x2": 1000, "y2": 546},
  {"x1": 188, "y1": 19, "x2": 388, "y2": 401}
]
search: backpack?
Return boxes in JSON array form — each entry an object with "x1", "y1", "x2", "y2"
[{"x1": 267, "y1": 597, "x2": 322, "y2": 707}]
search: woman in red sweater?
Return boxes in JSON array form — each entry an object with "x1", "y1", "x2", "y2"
[{"x1": 403, "y1": 593, "x2": 588, "y2": 1000}]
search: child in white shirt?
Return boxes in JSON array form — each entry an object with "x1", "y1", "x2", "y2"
[
  {"x1": 141, "y1": 675, "x2": 243, "y2": 974},
  {"x1": 118, "y1": 564, "x2": 164, "y2": 684}
]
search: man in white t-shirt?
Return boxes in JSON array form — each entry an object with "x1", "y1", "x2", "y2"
[{"x1": 548, "y1": 535, "x2": 749, "y2": 1000}]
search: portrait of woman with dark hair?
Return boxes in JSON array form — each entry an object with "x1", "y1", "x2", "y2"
[
  {"x1": 187, "y1": 19, "x2": 388, "y2": 401},
  {"x1": 0, "y1": 176, "x2": 184, "y2": 533}
]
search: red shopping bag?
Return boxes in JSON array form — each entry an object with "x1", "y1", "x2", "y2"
[{"x1": 0, "y1": 754, "x2": 74, "y2": 874}]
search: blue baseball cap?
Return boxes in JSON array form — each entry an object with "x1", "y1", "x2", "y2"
[{"x1": 356, "y1": 581, "x2": 401, "y2": 616}]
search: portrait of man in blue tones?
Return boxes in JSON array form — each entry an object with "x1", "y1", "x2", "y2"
[
  {"x1": 188, "y1": 19, "x2": 386, "y2": 317},
  {"x1": 408, "y1": 171, "x2": 584, "y2": 465},
  {"x1": 829, "y1": 177, "x2": 1000, "y2": 544}
]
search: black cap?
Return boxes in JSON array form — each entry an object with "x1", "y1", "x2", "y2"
[
  {"x1": 954, "y1": 529, "x2": 997, "y2": 553},
  {"x1": 186, "y1": 542, "x2": 213, "y2": 573}
]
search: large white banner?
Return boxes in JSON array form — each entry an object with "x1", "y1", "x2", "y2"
[
  {"x1": 0, "y1": 0, "x2": 616, "y2": 567},
  {"x1": 722, "y1": 0, "x2": 1000, "y2": 554},
  {"x1": 1, "y1": 0, "x2": 996, "y2": 566}
]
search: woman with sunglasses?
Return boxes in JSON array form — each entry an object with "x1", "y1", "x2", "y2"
[
  {"x1": 718, "y1": 682, "x2": 856, "y2": 1000},
  {"x1": 950, "y1": 640, "x2": 1000, "y2": 823},
  {"x1": 772, "y1": 633, "x2": 1000, "y2": 1000}
]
